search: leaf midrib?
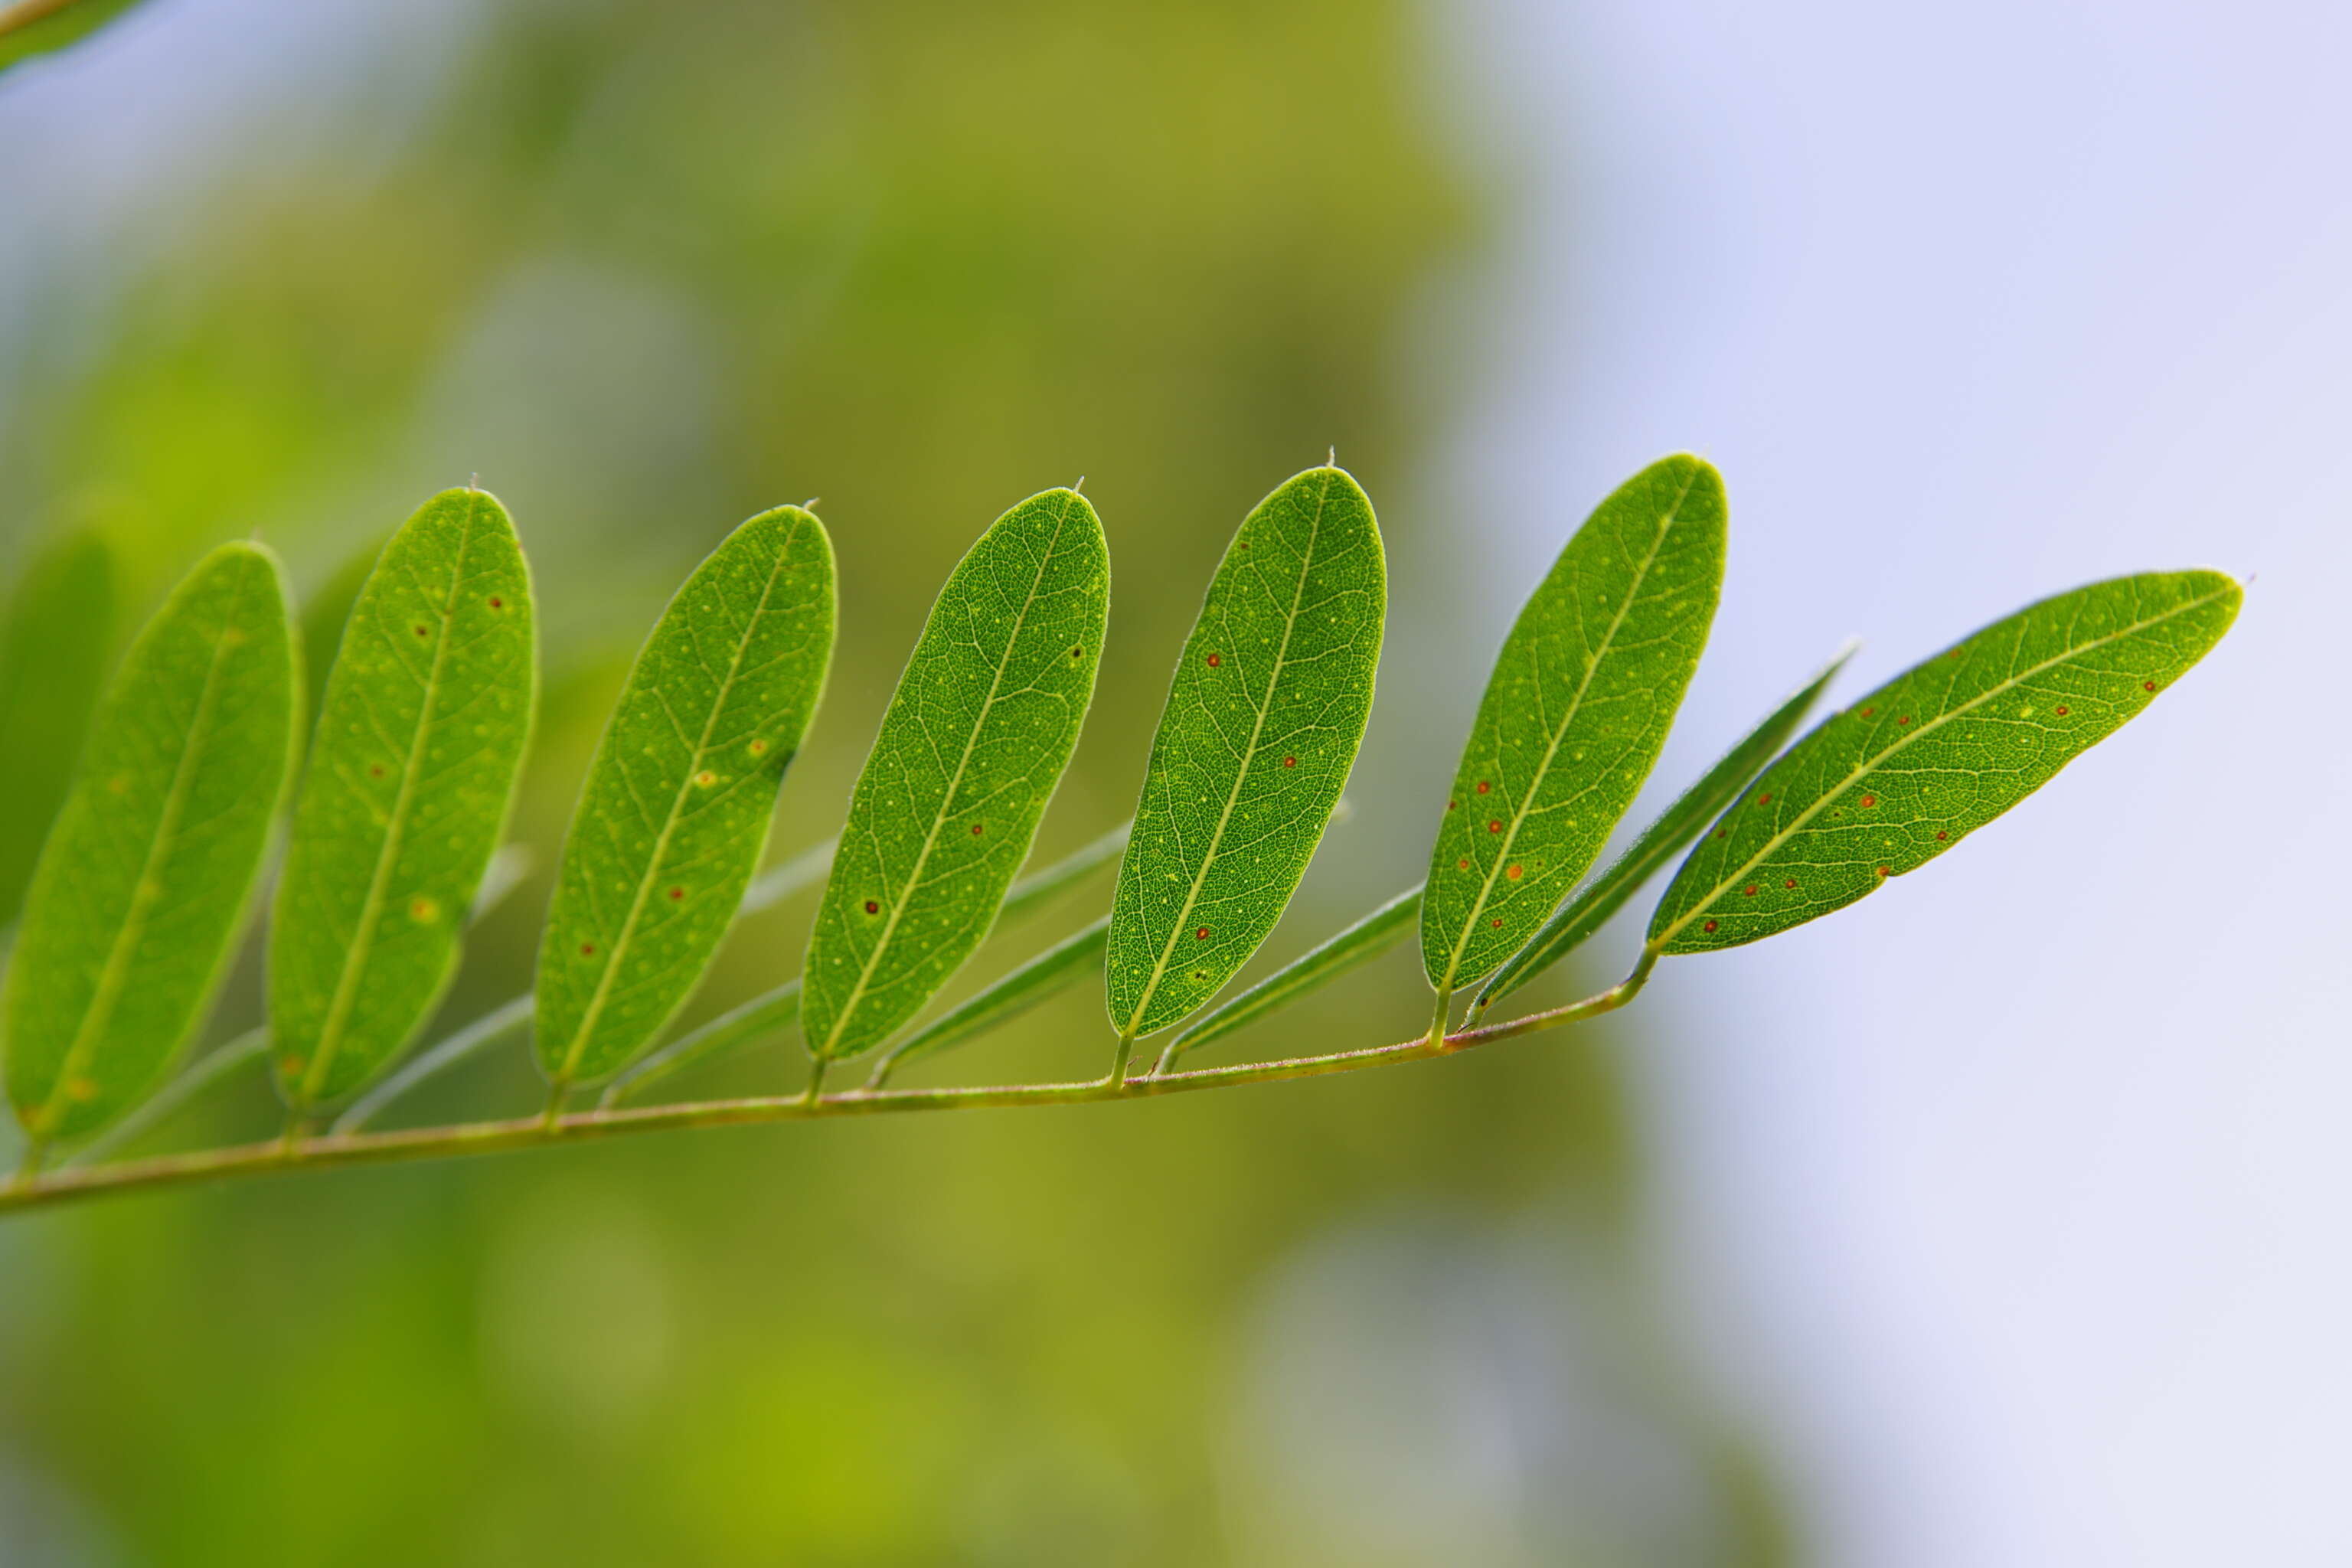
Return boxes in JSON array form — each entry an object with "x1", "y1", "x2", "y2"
[
  {"x1": 815, "y1": 495, "x2": 1079, "y2": 1057},
  {"x1": 298, "y1": 495, "x2": 483, "y2": 1103},
  {"x1": 1436, "y1": 465, "x2": 1699, "y2": 996},
  {"x1": 1649, "y1": 580, "x2": 2236, "y2": 949},
  {"x1": 554, "y1": 518, "x2": 805, "y2": 1083},
  {"x1": 34, "y1": 566, "x2": 252, "y2": 1137},
  {"x1": 1119, "y1": 470, "x2": 1335, "y2": 1040}
]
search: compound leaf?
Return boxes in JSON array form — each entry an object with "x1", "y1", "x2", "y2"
[
  {"x1": 3, "y1": 543, "x2": 297, "y2": 1147},
  {"x1": 1168, "y1": 883, "x2": 1420, "y2": 1062},
  {"x1": 1474, "y1": 642, "x2": 1851, "y2": 1013},
  {"x1": 270, "y1": 488, "x2": 537, "y2": 1109},
  {"x1": 802, "y1": 488, "x2": 1107, "y2": 1062},
  {"x1": 1106, "y1": 466, "x2": 1385, "y2": 1041},
  {"x1": 1648, "y1": 570, "x2": 2241, "y2": 954},
  {"x1": 0, "y1": 525, "x2": 116, "y2": 927},
  {"x1": 1422, "y1": 455, "x2": 1724, "y2": 1001},
  {"x1": 538, "y1": 505, "x2": 836, "y2": 1089}
]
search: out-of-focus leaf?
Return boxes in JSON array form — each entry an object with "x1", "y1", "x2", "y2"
[
  {"x1": 871, "y1": 916, "x2": 1109, "y2": 1086},
  {"x1": 1649, "y1": 571, "x2": 2242, "y2": 953},
  {"x1": 0, "y1": 525, "x2": 116, "y2": 927},
  {"x1": 802, "y1": 489, "x2": 1107, "y2": 1063},
  {"x1": 538, "y1": 505, "x2": 835, "y2": 1089},
  {"x1": 1421, "y1": 455, "x2": 1724, "y2": 1004},
  {"x1": 0, "y1": 0, "x2": 151, "y2": 77},
  {"x1": 1473, "y1": 644, "x2": 1851, "y2": 1013},
  {"x1": 1168, "y1": 884, "x2": 1420, "y2": 1063},
  {"x1": 3, "y1": 543, "x2": 297, "y2": 1148},
  {"x1": 270, "y1": 490, "x2": 537, "y2": 1109},
  {"x1": 998, "y1": 819, "x2": 1129, "y2": 927},
  {"x1": 1106, "y1": 466, "x2": 1384, "y2": 1041}
]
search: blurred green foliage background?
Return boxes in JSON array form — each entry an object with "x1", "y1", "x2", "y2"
[{"x1": 1, "y1": 2, "x2": 1788, "y2": 1561}]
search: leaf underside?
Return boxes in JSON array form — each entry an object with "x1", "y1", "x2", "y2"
[
  {"x1": 539, "y1": 505, "x2": 836, "y2": 1086},
  {"x1": 1648, "y1": 570, "x2": 2242, "y2": 954},
  {"x1": 0, "y1": 525, "x2": 116, "y2": 928},
  {"x1": 3, "y1": 544, "x2": 297, "y2": 1144},
  {"x1": 270, "y1": 489, "x2": 538, "y2": 1107},
  {"x1": 1422, "y1": 454, "x2": 1726, "y2": 998},
  {"x1": 1474, "y1": 642, "x2": 1851, "y2": 1012},
  {"x1": 802, "y1": 489, "x2": 1108, "y2": 1062},
  {"x1": 1106, "y1": 466, "x2": 1386, "y2": 1040}
]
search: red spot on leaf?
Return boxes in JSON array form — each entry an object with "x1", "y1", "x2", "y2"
[
  {"x1": 1703, "y1": 920, "x2": 1719, "y2": 933},
  {"x1": 970, "y1": 823, "x2": 984, "y2": 835},
  {"x1": 1936, "y1": 830, "x2": 1949, "y2": 841},
  {"x1": 1457, "y1": 858, "x2": 1471, "y2": 871},
  {"x1": 580, "y1": 943, "x2": 596, "y2": 956},
  {"x1": 1475, "y1": 780, "x2": 1491, "y2": 795},
  {"x1": 1898, "y1": 715, "x2": 1912, "y2": 724},
  {"x1": 488, "y1": 596, "x2": 504, "y2": 609},
  {"x1": 1784, "y1": 878, "x2": 1797, "y2": 889},
  {"x1": 1876, "y1": 866, "x2": 1891, "y2": 877},
  {"x1": 1206, "y1": 653, "x2": 1221, "y2": 668},
  {"x1": 2054, "y1": 706, "x2": 2069, "y2": 716},
  {"x1": 2143, "y1": 681, "x2": 2158, "y2": 691},
  {"x1": 1282, "y1": 756, "x2": 1295, "y2": 767},
  {"x1": 1861, "y1": 794, "x2": 1877, "y2": 808},
  {"x1": 1487, "y1": 820, "x2": 1503, "y2": 833},
  {"x1": 863, "y1": 900, "x2": 879, "y2": 914},
  {"x1": 1195, "y1": 927, "x2": 1210, "y2": 939},
  {"x1": 1505, "y1": 864, "x2": 1523, "y2": 880},
  {"x1": 1743, "y1": 884, "x2": 1759, "y2": 897},
  {"x1": 1861, "y1": 706, "x2": 1876, "y2": 717},
  {"x1": 668, "y1": 887, "x2": 684, "y2": 900}
]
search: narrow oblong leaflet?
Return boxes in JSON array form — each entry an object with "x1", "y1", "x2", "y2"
[
  {"x1": 1106, "y1": 465, "x2": 1386, "y2": 1042},
  {"x1": 0, "y1": 525, "x2": 116, "y2": 927},
  {"x1": 1473, "y1": 642, "x2": 1850, "y2": 1013},
  {"x1": 802, "y1": 488, "x2": 1108, "y2": 1063},
  {"x1": 1648, "y1": 570, "x2": 2241, "y2": 954},
  {"x1": 1422, "y1": 454, "x2": 1724, "y2": 1005},
  {"x1": 538, "y1": 505, "x2": 836, "y2": 1089},
  {"x1": 4, "y1": 543, "x2": 297, "y2": 1148},
  {"x1": 271, "y1": 488, "x2": 537, "y2": 1109}
]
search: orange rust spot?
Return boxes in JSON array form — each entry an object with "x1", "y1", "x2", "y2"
[
  {"x1": 580, "y1": 942, "x2": 596, "y2": 956},
  {"x1": 749, "y1": 738, "x2": 768, "y2": 756},
  {"x1": 1861, "y1": 794, "x2": 1877, "y2": 808},
  {"x1": 1935, "y1": 830, "x2": 1949, "y2": 841},
  {"x1": 668, "y1": 887, "x2": 684, "y2": 900},
  {"x1": 1206, "y1": 653, "x2": 1221, "y2": 668},
  {"x1": 370, "y1": 765, "x2": 385, "y2": 777},
  {"x1": 1898, "y1": 715, "x2": 1912, "y2": 725},
  {"x1": 1714, "y1": 828, "x2": 1727, "y2": 839},
  {"x1": 863, "y1": 900, "x2": 879, "y2": 914},
  {"x1": 1491, "y1": 918, "x2": 1503, "y2": 928},
  {"x1": 1457, "y1": 858, "x2": 1472, "y2": 871},
  {"x1": 413, "y1": 625, "x2": 429, "y2": 637},
  {"x1": 1475, "y1": 780, "x2": 1491, "y2": 795},
  {"x1": 1282, "y1": 756, "x2": 1296, "y2": 767},
  {"x1": 1743, "y1": 884, "x2": 1759, "y2": 897},
  {"x1": 971, "y1": 823, "x2": 984, "y2": 835},
  {"x1": 1195, "y1": 926, "x2": 1210, "y2": 939},
  {"x1": 1487, "y1": 820, "x2": 1503, "y2": 833},
  {"x1": 2054, "y1": 706, "x2": 2069, "y2": 716},
  {"x1": 2143, "y1": 681, "x2": 2158, "y2": 691},
  {"x1": 1861, "y1": 706, "x2": 1876, "y2": 717},
  {"x1": 694, "y1": 770, "x2": 718, "y2": 788},
  {"x1": 1703, "y1": 920, "x2": 1719, "y2": 933},
  {"x1": 408, "y1": 897, "x2": 438, "y2": 922},
  {"x1": 1875, "y1": 866, "x2": 1891, "y2": 877},
  {"x1": 1784, "y1": 878, "x2": 1797, "y2": 889},
  {"x1": 488, "y1": 596, "x2": 504, "y2": 609},
  {"x1": 1505, "y1": 864, "x2": 1524, "y2": 880},
  {"x1": 1757, "y1": 792, "x2": 1772, "y2": 805}
]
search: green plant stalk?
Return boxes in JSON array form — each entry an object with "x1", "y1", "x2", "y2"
[{"x1": 0, "y1": 952, "x2": 1659, "y2": 1217}]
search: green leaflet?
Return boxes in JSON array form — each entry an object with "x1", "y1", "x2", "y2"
[
  {"x1": 0, "y1": 0, "x2": 150, "y2": 74},
  {"x1": 3, "y1": 543, "x2": 297, "y2": 1147},
  {"x1": 538, "y1": 505, "x2": 837, "y2": 1089},
  {"x1": 269, "y1": 491, "x2": 537, "y2": 1108},
  {"x1": 871, "y1": 916, "x2": 1109, "y2": 1086},
  {"x1": 0, "y1": 526, "x2": 116, "y2": 928},
  {"x1": 296, "y1": 532, "x2": 387, "y2": 746},
  {"x1": 802, "y1": 489, "x2": 1108, "y2": 1061},
  {"x1": 1421, "y1": 455, "x2": 1724, "y2": 1002},
  {"x1": 1168, "y1": 884, "x2": 1420, "y2": 1063},
  {"x1": 1106, "y1": 466, "x2": 1385, "y2": 1041},
  {"x1": 1649, "y1": 570, "x2": 2242, "y2": 954},
  {"x1": 1473, "y1": 644, "x2": 1851, "y2": 1014}
]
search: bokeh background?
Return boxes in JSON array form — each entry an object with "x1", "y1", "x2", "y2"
[{"x1": 0, "y1": 1, "x2": 2343, "y2": 1563}]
